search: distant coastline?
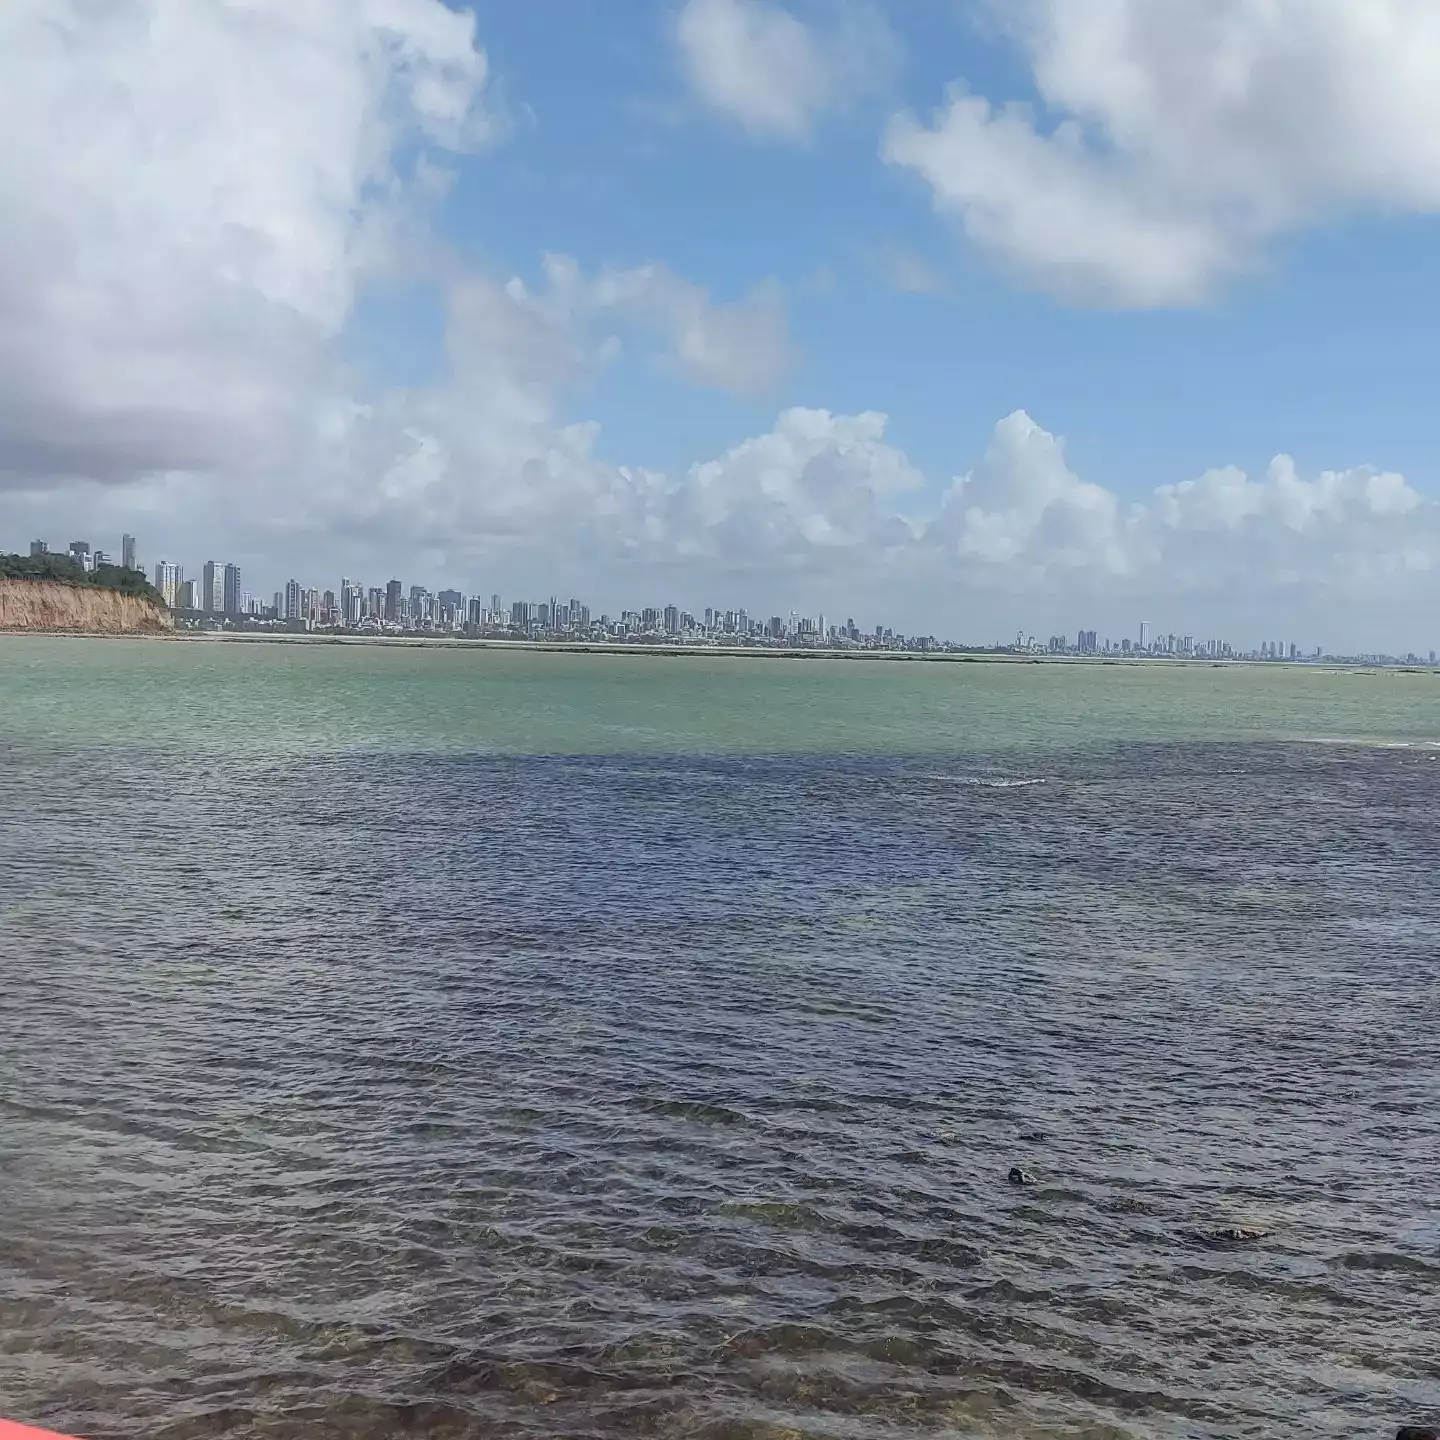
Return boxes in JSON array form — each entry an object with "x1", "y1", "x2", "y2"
[{"x1": 3, "y1": 626, "x2": 1433, "y2": 674}]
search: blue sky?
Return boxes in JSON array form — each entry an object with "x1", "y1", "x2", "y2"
[
  {"x1": 471, "y1": 0, "x2": 1440, "y2": 493},
  {"x1": 4, "y1": 0, "x2": 1440, "y2": 648}
]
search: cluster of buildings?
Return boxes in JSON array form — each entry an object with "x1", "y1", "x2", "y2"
[
  {"x1": 257, "y1": 578, "x2": 920, "y2": 653},
  {"x1": 1033, "y1": 626, "x2": 1311, "y2": 661},
  {"x1": 28, "y1": 535, "x2": 137, "y2": 573},
  {"x1": 20, "y1": 534, "x2": 1435, "y2": 665}
]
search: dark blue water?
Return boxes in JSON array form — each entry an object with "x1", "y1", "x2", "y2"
[{"x1": 2, "y1": 740, "x2": 1438, "y2": 1439}]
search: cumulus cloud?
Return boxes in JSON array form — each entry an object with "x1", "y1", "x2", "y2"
[
  {"x1": 885, "y1": 0, "x2": 1440, "y2": 305},
  {"x1": 676, "y1": 0, "x2": 897, "y2": 142},
  {"x1": 918, "y1": 416, "x2": 1438, "y2": 616},
  {"x1": 667, "y1": 408, "x2": 923, "y2": 566},
  {"x1": 929, "y1": 412, "x2": 1130, "y2": 578},
  {"x1": 0, "y1": 0, "x2": 495, "y2": 489}
]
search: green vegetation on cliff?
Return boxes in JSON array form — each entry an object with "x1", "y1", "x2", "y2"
[{"x1": 0, "y1": 553, "x2": 166, "y2": 606}]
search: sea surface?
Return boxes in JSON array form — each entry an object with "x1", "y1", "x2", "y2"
[{"x1": 2, "y1": 638, "x2": 1438, "y2": 1440}]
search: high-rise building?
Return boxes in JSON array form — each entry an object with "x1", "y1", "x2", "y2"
[
  {"x1": 384, "y1": 579, "x2": 402, "y2": 623},
  {"x1": 223, "y1": 563, "x2": 241, "y2": 614},
  {"x1": 341, "y1": 583, "x2": 361, "y2": 627},
  {"x1": 201, "y1": 561, "x2": 221, "y2": 612},
  {"x1": 122, "y1": 534, "x2": 137, "y2": 571},
  {"x1": 91, "y1": 550, "x2": 110, "y2": 568},
  {"x1": 155, "y1": 562, "x2": 182, "y2": 607},
  {"x1": 1139, "y1": 620, "x2": 1151, "y2": 651},
  {"x1": 177, "y1": 579, "x2": 200, "y2": 610},
  {"x1": 490, "y1": 593, "x2": 502, "y2": 615},
  {"x1": 284, "y1": 579, "x2": 301, "y2": 620},
  {"x1": 68, "y1": 541, "x2": 91, "y2": 571},
  {"x1": 663, "y1": 604, "x2": 679, "y2": 634},
  {"x1": 29, "y1": 539, "x2": 48, "y2": 557}
]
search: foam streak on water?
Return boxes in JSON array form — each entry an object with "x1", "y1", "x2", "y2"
[{"x1": 2, "y1": 652, "x2": 1438, "y2": 1439}]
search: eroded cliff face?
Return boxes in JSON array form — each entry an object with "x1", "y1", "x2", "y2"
[{"x1": 0, "y1": 579, "x2": 172, "y2": 633}]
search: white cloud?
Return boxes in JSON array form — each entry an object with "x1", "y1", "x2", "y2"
[
  {"x1": 929, "y1": 411, "x2": 1130, "y2": 577},
  {"x1": 676, "y1": 0, "x2": 896, "y2": 142},
  {"x1": 885, "y1": 0, "x2": 1440, "y2": 305},
  {"x1": 919, "y1": 416, "x2": 1438, "y2": 617},
  {"x1": 666, "y1": 408, "x2": 923, "y2": 565},
  {"x1": 0, "y1": 0, "x2": 494, "y2": 489},
  {"x1": 542, "y1": 256, "x2": 794, "y2": 396}
]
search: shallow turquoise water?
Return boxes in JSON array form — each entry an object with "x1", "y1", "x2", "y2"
[{"x1": 1, "y1": 637, "x2": 1436, "y2": 755}]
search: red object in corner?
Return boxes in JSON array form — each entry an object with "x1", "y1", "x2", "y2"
[{"x1": 0, "y1": 1423, "x2": 79, "y2": 1440}]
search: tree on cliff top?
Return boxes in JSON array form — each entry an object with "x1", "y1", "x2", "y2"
[{"x1": 0, "y1": 553, "x2": 167, "y2": 606}]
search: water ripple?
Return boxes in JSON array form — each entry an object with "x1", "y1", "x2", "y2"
[{"x1": 2, "y1": 742, "x2": 1438, "y2": 1439}]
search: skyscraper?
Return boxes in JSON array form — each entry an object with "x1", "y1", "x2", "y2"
[
  {"x1": 284, "y1": 578, "x2": 301, "y2": 621},
  {"x1": 122, "y1": 534, "x2": 137, "y2": 571},
  {"x1": 201, "y1": 560, "x2": 221, "y2": 612},
  {"x1": 385, "y1": 579, "x2": 402, "y2": 623},
  {"x1": 1139, "y1": 620, "x2": 1151, "y2": 651},
  {"x1": 154, "y1": 562, "x2": 182, "y2": 607},
  {"x1": 223, "y1": 563, "x2": 241, "y2": 614}
]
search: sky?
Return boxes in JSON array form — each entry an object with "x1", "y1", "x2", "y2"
[{"x1": 4, "y1": 0, "x2": 1440, "y2": 650}]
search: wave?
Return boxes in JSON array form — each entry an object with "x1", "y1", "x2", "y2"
[{"x1": 929, "y1": 775, "x2": 1048, "y2": 789}]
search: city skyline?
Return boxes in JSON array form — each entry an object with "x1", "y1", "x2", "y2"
[{"x1": 17, "y1": 528, "x2": 1436, "y2": 666}]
